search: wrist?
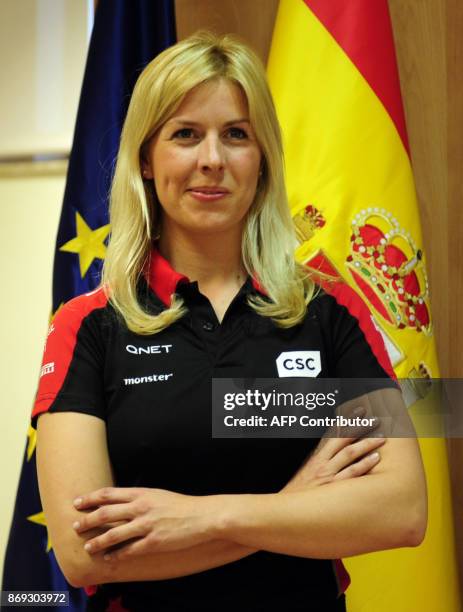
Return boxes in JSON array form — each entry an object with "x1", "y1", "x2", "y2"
[
  {"x1": 201, "y1": 494, "x2": 235, "y2": 538},
  {"x1": 206, "y1": 493, "x2": 277, "y2": 542}
]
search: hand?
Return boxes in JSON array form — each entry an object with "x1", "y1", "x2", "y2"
[
  {"x1": 72, "y1": 487, "x2": 217, "y2": 560},
  {"x1": 282, "y1": 413, "x2": 386, "y2": 493}
]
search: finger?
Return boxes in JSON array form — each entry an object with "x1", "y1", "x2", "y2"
[
  {"x1": 73, "y1": 503, "x2": 133, "y2": 533},
  {"x1": 74, "y1": 487, "x2": 142, "y2": 510},
  {"x1": 316, "y1": 427, "x2": 380, "y2": 460},
  {"x1": 105, "y1": 537, "x2": 153, "y2": 561},
  {"x1": 329, "y1": 437, "x2": 386, "y2": 474},
  {"x1": 334, "y1": 451, "x2": 381, "y2": 481},
  {"x1": 332, "y1": 415, "x2": 381, "y2": 439},
  {"x1": 314, "y1": 435, "x2": 357, "y2": 460},
  {"x1": 83, "y1": 520, "x2": 146, "y2": 555},
  {"x1": 320, "y1": 400, "x2": 381, "y2": 438},
  {"x1": 317, "y1": 409, "x2": 380, "y2": 456}
]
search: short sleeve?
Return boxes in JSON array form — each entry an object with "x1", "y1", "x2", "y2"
[
  {"x1": 312, "y1": 283, "x2": 398, "y2": 408},
  {"x1": 31, "y1": 289, "x2": 108, "y2": 427},
  {"x1": 325, "y1": 283, "x2": 396, "y2": 380}
]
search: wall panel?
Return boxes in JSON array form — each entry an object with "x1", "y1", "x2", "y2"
[
  {"x1": 390, "y1": 0, "x2": 462, "y2": 592},
  {"x1": 175, "y1": 0, "x2": 279, "y2": 63},
  {"x1": 446, "y1": 0, "x2": 463, "y2": 595},
  {"x1": 389, "y1": 0, "x2": 448, "y2": 373}
]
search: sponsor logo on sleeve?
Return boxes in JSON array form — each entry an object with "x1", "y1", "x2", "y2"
[
  {"x1": 276, "y1": 351, "x2": 321, "y2": 377},
  {"x1": 40, "y1": 362, "x2": 55, "y2": 377},
  {"x1": 43, "y1": 323, "x2": 55, "y2": 352}
]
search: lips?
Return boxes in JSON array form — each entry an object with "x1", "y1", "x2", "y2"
[
  {"x1": 188, "y1": 186, "x2": 230, "y2": 194},
  {"x1": 187, "y1": 186, "x2": 230, "y2": 202}
]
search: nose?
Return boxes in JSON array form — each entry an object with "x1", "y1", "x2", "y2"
[{"x1": 197, "y1": 133, "x2": 225, "y2": 173}]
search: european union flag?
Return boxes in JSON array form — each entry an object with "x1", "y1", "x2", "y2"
[{"x1": 2, "y1": 1, "x2": 176, "y2": 608}]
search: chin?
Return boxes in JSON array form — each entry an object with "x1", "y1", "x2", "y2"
[{"x1": 184, "y1": 217, "x2": 244, "y2": 236}]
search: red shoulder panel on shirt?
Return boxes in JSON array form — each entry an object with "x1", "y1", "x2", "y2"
[
  {"x1": 32, "y1": 287, "x2": 108, "y2": 421},
  {"x1": 327, "y1": 281, "x2": 396, "y2": 379}
]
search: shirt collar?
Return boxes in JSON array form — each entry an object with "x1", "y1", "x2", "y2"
[
  {"x1": 146, "y1": 248, "x2": 189, "y2": 307},
  {"x1": 146, "y1": 248, "x2": 265, "y2": 307}
]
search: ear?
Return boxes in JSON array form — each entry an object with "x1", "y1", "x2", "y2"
[
  {"x1": 140, "y1": 144, "x2": 154, "y2": 180},
  {"x1": 141, "y1": 164, "x2": 153, "y2": 180},
  {"x1": 140, "y1": 159, "x2": 153, "y2": 180}
]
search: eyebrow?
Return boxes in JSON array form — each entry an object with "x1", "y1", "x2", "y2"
[{"x1": 167, "y1": 118, "x2": 250, "y2": 127}]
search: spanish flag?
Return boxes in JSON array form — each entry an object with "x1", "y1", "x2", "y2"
[{"x1": 267, "y1": 1, "x2": 461, "y2": 610}]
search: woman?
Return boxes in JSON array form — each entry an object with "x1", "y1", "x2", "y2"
[{"x1": 34, "y1": 32, "x2": 427, "y2": 611}]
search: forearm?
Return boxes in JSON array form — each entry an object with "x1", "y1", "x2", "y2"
[
  {"x1": 80, "y1": 540, "x2": 257, "y2": 586},
  {"x1": 215, "y1": 471, "x2": 426, "y2": 559},
  {"x1": 72, "y1": 433, "x2": 425, "y2": 583}
]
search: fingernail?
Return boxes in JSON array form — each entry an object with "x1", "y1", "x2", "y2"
[
  {"x1": 84, "y1": 543, "x2": 92, "y2": 552},
  {"x1": 73, "y1": 498, "x2": 83, "y2": 508},
  {"x1": 72, "y1": 521, "x2": 80, "y2": 530},
  {"x1": 353, "y1": 406, "x2": 366, "y2": 416},
  {"x1": 370, "y1": 452, "x2": 380, "y2": 460}
]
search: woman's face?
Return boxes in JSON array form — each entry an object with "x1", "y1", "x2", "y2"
[{"x1": 143, "y1": 78, "x2": 262, "y2": 238}]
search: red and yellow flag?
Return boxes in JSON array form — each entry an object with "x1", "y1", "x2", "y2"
[{"x1": 267, "y1": 1, "x2": 461, "y2": 610}]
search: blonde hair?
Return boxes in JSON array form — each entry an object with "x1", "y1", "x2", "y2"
[{"x1": 102, "y1": 31, "x2": 315, "y2": 334}]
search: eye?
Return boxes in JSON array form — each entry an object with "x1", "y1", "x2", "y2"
[
  {"x1": 172, "y1": 128, "x2": 195, "y2": 139},
  {"x1": 227, "y1": 127, "x2": 248, "y2": 139}
]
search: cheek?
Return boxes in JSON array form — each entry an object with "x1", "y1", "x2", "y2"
[
  {"x1": 153, "y1": 150, "x2": 193, "y2": 188},
  {"x1": 234, "y1": 151, "x2": 261, "y2": 189}
]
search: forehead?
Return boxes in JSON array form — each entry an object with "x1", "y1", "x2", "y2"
[{"x1": 168, "y1": 78, "x2": 249, "y2": 123}]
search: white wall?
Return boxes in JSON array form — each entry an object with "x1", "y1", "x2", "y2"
[
  {"x1": 0, "y1": 173, "x2": 65, "y2": 578},
  {"x1": 0, "y1": 0, "x2": 90, "y2": 156}
]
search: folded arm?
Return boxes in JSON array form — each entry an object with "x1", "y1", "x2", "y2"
[
  {"x1": 75, "y1": 432, "x2": 425, "y2": 566},
  {"x1": 37, "y1": 389, "x2": 426, "y2": 587},
  {"x1": 36, "y1": 410, "x2": 381, "y2": 586}
]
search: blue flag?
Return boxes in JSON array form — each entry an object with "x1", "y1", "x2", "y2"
[{"x1": 2, "y1": 1, "x2": 176, "y2": 606}]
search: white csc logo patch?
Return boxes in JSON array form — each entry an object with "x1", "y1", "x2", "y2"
[{"x1": 276, "y1": 351, "x2": 321, "y2": 377}]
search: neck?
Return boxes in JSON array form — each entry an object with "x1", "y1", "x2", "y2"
[{"x1": 157, "y1": 225, "x2": 246, "y2": 288}]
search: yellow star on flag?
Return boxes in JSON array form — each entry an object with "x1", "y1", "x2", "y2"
[
  {"x1": 59, "y1": 211, "x2": 110, "y2": 278},
  {"x1": 49, "y1": 303, "x2": 64, "y2": 324},
  {"x1": 27, "y1": 511, "x2": 52, "y2": 552},
  {"x1": 27, "y1": 425, "x2": 36, "y2": 461}
]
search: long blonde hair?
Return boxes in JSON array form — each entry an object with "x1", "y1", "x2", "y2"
[{"x1": 102, "y1": 31, "x2": 315, "y2": 334}]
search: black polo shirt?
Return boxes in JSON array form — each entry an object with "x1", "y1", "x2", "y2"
[{"x1": 33, "y1": 249, "x2": 394, "y2": 612}]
